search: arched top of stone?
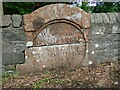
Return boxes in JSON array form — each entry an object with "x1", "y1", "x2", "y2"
[{"x1": 24, "y1": 3, "x2": 91, "y2": 32}]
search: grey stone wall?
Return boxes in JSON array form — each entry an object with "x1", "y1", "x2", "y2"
[
  {"x1": 2, "y1": 13, "x2": 120, "y2": 65},
  {"x1": 2, "y1": 15, "x2": 26, "y2": 65},
  {"x1": 89, "y1": 13, "x2": 120, "y2": 64}
]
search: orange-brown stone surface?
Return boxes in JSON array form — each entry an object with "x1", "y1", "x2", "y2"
[
  {"x1": 17, "y1": 4, "x2": 91, "y2": 74},
  {"x1": 24, "y1": 4, "x2": 91, "y2": 32}
]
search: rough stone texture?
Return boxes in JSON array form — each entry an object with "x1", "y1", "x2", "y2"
[
  {"x1": 112, "y1": 23, "x2": 120, "y2": 34},
  {"x1": 12, "y1": 14, "x2": 22, "y2": 28},
  {"x1": 114, "y1": 13, "x2": 120, "y2": 22},
  {"x1": 91, "y1": 13, "x2": 120, "y2": 24},
  {"x1": 90, "y1": 24, "x2": 106, "y2": 34},
  {"x1": 2, "y1": 15, "x2": 26, "y2": 65},
  {"x1": 2, "y1": 38, "x2": 26, "y2": 65},
  {"x1": 17, "y1": 43, "x2": 86, "y2": 73},
  {"x1": 89, "y1": 13, "x2": 120, "y2": 64},
  {"x1": 34, "y1": 22, "x2": 85, "y2": 46},
  {"x1": 17, "y1": 4, "x2": 91, "y2": 73},
  {"x1": 24, "y1": 4, "x2": 90, "y2": 47},
  {"x1": 2, "y1": 40, "x2": 25, "y2": 65},
  {"x1": 2, "y1": 52, "x2": 25, "y2": 65},
  {"x1": 2, "y1": 28, "x2": 25, "y2": 41},
  {"x1": 2, "y1": 15, "x2": 11, "y2": 27},
  {"x1": 24, "y1": 4, "x2": 91, "y2": 32},
  {"x1": 107, "y1": 13, "x2": 116, "y2": 24},
  {"x1": 90, "y1": 34, "x2": 120, "y2": 42},
  {"x1": 94, "y1": 13, "x2": 103, "y2": 23},
  {"x1": 101, "y1": 13, "x2": 110, "y2": 23}
]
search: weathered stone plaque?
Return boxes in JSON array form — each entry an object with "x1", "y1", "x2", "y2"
[
  {"x1": 26, "y1": 43, "x2": 85, "y2": 69},
  {"x1": 17, "y1": 4, "x2": 91, "y2": 73}
]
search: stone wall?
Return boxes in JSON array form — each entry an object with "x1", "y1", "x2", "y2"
[
  {"x1": 89, "y1": 13, "x2": 120, "y2": 64},
  {"x1": 2, "y1": 13, "x2": 120, "y2": 65},
  {"x1": 2, "y1": 15, "x2": 26, "y2": 65}
]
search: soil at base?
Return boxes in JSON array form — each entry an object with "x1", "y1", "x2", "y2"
[{"x1": 2, "y1": 61, "x2": 119, "y2": 88}]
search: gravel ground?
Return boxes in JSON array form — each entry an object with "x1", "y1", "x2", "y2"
[{"x1": 2, "y1": 61, "x2": 119, "y2": 89}]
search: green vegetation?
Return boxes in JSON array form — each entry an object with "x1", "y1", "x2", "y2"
[
  {"x1": 32, "y1": 76, "x2": 51, "y2": 88},
  {"x1": 78, "y1": 2, "x2": 91, "y2": 12},
  {"x1": 43, "y1": 71, "x2": 51, "y2": 74},
  {"x1": 32, "y1": 71, "x2": 67, "y2": 88},
  {"x1": 3, "y1": 2, "x2": 66, "y2": 14},
  {"x1": 2, "y1": 71, "x2": 19, "y2": 82},
  {"x1": 2, "y1": 65, "x2": 19, "y2": 82},
  {"x1": 77, "y1": 2, "x2": 120, "y2": 13},
  {"x1": 53, "y1": 78, "x2": 65, "y2": 84},
  {"x1": 91, "y1": 2, "x2": 120, "y2": 13},
  {"x1": 3, "y1": 2, "x2": 120, "y2": 15},
  {"x1": 32, "y1": 77, "x2": 66, "y2": 88},
  {"x1": 3, "y1": 2, "x2": 35, "y2": 14}
]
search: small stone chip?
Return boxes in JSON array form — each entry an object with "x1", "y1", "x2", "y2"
[
  {"x1": 26, "y1": 41, "x2": 33, "y2": 47},
  {"x1": 92, "y1": 51, "x2": 95, "y2": 54},
  {"x1": 25, "y1": 56, "x2": 28, "y2": 59},
  {"x1": 114, "y1": 82, "x2": 118, "y2": 85},
  {"x1": 95, "y1": 44, "x2": 98, "y2": 47},
  {"x1": 36, "y1": 60, "x2": 40, "y2": 62},
  {"x1": 88, "y1": 61, "x2": 92, "y2": 65},
  {"x1": 32, "y1": 51, "x2": 36, "y2": 55},
  {"x1": 86, "y1": 50, "x2": 88, "y2": 53},
  {"x1": 43, "y1": 65, "x2": 46, "y2": 68}
]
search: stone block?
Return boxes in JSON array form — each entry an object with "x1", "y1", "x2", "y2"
[
  {"x1": 114, "y1": 13, "x2": 120, "y2": 22},
  {"x1": 91, "y1": 13, "x2": 118, "y2": 24},
  {"x1": 2, "y1": 40, "x2": 25, "y2": 65},
  {"x1": 2, "y1": 15, "x2": 11, "y2": 27},
  {"x1": 101, "y1": 13, "x2": 110, "y2": 23},
  {"x1": 90, "y1": 24, "x2": 106, "y2": 34},
  {"x1": 105, "y1": 24, "x2": 113, "y2": 34},
  {"x1": 91, "y1": 13, "x2": 103, "y2": 23},
  {"x1": 2, "y1": 41, "x2": 25, "y2": 53},
  {"x1": 112, "y1": 23, "x2": 120, "y2": 34},
  {"x1": 2, "y1": 52, "x2": 25, "y2": 65},
  {"x1": 107, "y1": 13, "x2": 116, "y2": 24},
  {"x1": 92, "y1": 49, "x2": 118, "y2": 63},
  {"x1": 90, "y1": 23, "x2": 118, "y2": 35},
  {"x1": 88, "y1": 41, "x2": 119, "y2": 63},
  {"x1": 2, "y1": 28, "x2": 25, "y2": 41},
  {"x1": 12, "y1": 14, "x2": 22, "y2": 28}
]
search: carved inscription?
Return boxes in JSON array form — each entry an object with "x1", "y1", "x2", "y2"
[
  {"x1": 34, "y1": 22, "x2": 85, "y2": 46},
  {"x1": 26, "y1": 43, "x2": 85, "y2": 68}
]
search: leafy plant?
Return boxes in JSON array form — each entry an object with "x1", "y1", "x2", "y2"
[
  {"x1": 2, "y1": 65, "x2": 19, "y2": 82},
  {"x1": 3, "y1": 2, "x2": 67, "y2": 15},
  {"x1": 32, "y1": 76, "x2": 51, "y2": 88},
  {"x1": 74, "y1": 2, "x2": 120, "y2": 13},
  {"x1": 53, "y1": 78, "x2": 65, "y2": 84},
  {"x1": 43, "y1": 71, "x2": 50, "y2": 75},
  {"x1": 2, "y1": 71, "x2": 19, "y2": 82},
  {"x1": 92, "y1": 2, "x2": 120, "y2": 13},
  {"x1": 3, "y1": 2, "x2": 35, "y2": 14}
]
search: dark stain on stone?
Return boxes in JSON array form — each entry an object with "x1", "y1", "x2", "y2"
[{"x1": 33, "y1": 17, "x2": 44, "y2": 30}]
